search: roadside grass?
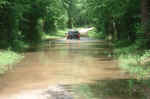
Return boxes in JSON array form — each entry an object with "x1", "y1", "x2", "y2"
[
  {"x1": 71, "y1": 80, "x2": 146, "y2": 99},
  {"x1": 113, "y1": 40, "x2": 150, "y2": 79},
  {"x1": 118, "y1": 54, "x2": 150, "y2": 79},
  {"x1": 11, "y1": 40, "x2": 30, "y2": 52},
  {"x1": 42, "y1": 29, "x2": 67, "y2": 40},
  {"x1": 88, "y1": 29, "x2": 104, "y2": 39},
  {"x1": 111, "y1": 39, "x2": 150, "y2": 98},
  {"x1": 0, "y1": 50, "x2": 24, "y2": 74}
]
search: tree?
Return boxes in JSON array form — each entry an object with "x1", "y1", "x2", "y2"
[
  {"x1": 86, "y1": 0, "x2": 140, "y2": 42},
  {"x1": 0, "y1": 0, "x2": 66, "y2": 48},
  {"x1": 141, "y1": 0, "x2": 150, "y2": 35}
]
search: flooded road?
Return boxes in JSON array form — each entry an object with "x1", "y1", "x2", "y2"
[{"x1": 0, "y1": 38, "x2": 135, "y2": 99}]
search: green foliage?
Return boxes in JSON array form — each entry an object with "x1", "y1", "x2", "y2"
[
  {"x1": 113, "y1": 38, "x2": 150, "y2": 81},
  {"x1": 88, "y1": 29, "x2": 104, "y2": 39},
  {"x1": 114, "y1": 39, "x2": 149, "y2": 57},
  {"x1": 42, "y1": 29, "x2": 67, "y2": 40},
  {"x1": 0, "y1": 0, "x2": 67, "y2": 49},
  {"x1": 72, "y1": 84, "x2": 94, "y2": 99},
  {"x1": 61, "y1": 0, "x2": 91, "y2": 28},
  {"x1": 11, "y1": 40, "x2": 30, "y2": 52},
  {"x1": 72, "y1": 80, "x2": 147, "y2": 99},
  {"x1": 114, "y1": 39, "x2": 150, "y2": 79},
  {"x1": 0, "y1": 50, "x2": 24, "y2": 74},
  {"x1": 135, "y1": 23, "x2": 144, "y2": 34},
  {"x1": 118, "y1": 54, "x2": 150, "y2": 79},
  {"x1": 140, "y1": 50, "x2": 150, "y2": 61},
  {"x1": 44, "y1": 0, "x2": 67, "y2": 32},
  {"x1": 86, "y1": 0, "x2": 141, "y2": 41}
]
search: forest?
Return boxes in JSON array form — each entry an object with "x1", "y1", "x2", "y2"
[
  {"x1": 0, "y1": 0, "x2": 148, "y2": 47},
  {"x1": 0, "y1": 0, "x2": 150, "y2": 98}
]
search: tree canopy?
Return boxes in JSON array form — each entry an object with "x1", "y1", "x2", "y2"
[{"x1": 0, "y1": 0, "x2": 149, "y2": 49}]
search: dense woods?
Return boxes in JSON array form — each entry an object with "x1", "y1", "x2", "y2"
[
  {"x1": 0, "y1": 0, "x2": 88, "y2": 49},
  {"x1": 0, "y1": 0, "x2": 65, "y2": 48},
  {"x1": 0, "y1": 0, "x2": 149, "y2": 49},
  {"x1": 87, "y1": 0, "x2": 141, "y2": 41}
]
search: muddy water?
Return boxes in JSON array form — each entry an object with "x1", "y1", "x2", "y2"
[{"x1": 0, "y1": 38, "x2": 130, "y2": 99}]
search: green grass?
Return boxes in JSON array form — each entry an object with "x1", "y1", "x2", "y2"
[
  {"x1": 11, "y1": 40, "x2": 30, "y2": 52},
  {"x1": 42, "y1": 29, "x2": 67, "y2": 40},
  {"x1": 118, "y1": 54, "x2": 150, "y2": 79},
  {"x1": 111, "y1": 40, "x2": 150, "y2": 98},
  {"x1": 88, "y1": 29, "x2": 104, "y2": 39},
  {"x1": 0, "y1": 50, "x2": 24, "y2": 74},
  {"x1": 113, "y1": 40, "x2": 150, "y2": 79},
  {"x1": 71, "y1": 80, "x2": 146, "y2": 99}
]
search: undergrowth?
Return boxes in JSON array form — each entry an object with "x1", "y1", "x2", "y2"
[
  {"x1": 114, "y1": 39, "x2": 150, "y2": 79},
  {"x1": 88, "y1": 29, "x2": 104, "y2": 39},
  {"x1": 112, "y1": 39, "x2": 150, "y2": 98},
  {"x1": 0, "y1": 50, "x2": 24, "y2": 74},
  {"x1": 42, "y1": 29, "x2": 67, "y2": 40}
]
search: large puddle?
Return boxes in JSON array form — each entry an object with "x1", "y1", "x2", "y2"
[{"x1": 0, "y1": 38, "x2": 142, "y2": 99}]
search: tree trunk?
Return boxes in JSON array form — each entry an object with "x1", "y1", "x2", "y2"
[
  {"x1": 141, "y1": 0, "x2": 150, "y2": 35},
  {"x1": 113, "y1": 20, "x2": 118, "y2": 41},
  {"x1": 68, "y1": 17, "x2": 73, "y2": 29}
]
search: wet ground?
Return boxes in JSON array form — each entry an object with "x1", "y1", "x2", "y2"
[{"x1": 0, "y1": 38, "x2": 140, "y2": 99}]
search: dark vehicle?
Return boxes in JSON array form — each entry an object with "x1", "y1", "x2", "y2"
[{"x1": 66, "y1": 30, "x2": 80, "y2": 39}]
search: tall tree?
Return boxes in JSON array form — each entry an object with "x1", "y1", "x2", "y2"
[
  {"x1": 141, "y1": 0, "x2": 150, "y2": 35},
  {"x1": 62, "y1": 0, "x2": 74, "y2": 28}
]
